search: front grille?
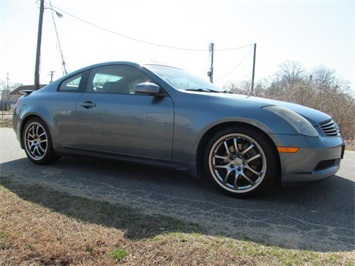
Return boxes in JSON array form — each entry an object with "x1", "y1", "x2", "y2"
[{"x1": 319, "y1": 119, "x2": 340, "y2": 136}]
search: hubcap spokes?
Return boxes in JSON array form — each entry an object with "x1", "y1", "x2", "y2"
[
  {"x1": 210, "y1": 134, "x2": 266, "y2": 192},
  {"x1": 25, "y1": 123, "x2": 48, "y2": 160}
]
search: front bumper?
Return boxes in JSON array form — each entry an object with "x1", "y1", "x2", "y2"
[{"x1": 273, "y1": 134, "x2": 345, "y2": 183}]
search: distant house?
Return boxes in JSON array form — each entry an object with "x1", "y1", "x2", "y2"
[{"x1": 9, "y1": 85, "x2": 47, "y2": 106}]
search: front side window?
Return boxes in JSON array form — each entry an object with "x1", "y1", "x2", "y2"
[
  {"x1": 58, "y1": 74, "x2": 82, "y2": 92},
  {"x1": 86, "y1": 65, "x2": 151, "y2": 95}
]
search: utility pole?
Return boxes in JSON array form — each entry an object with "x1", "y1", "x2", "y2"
[
  {"x1": 49, "y1": 71, "x2": 55, "y2": 83},
  {"x1": 1, "y1": 73, "x2": 9, "y2": 118},
  {"x1": 251, "y1": 43, "x2": 257, "y2": 96},
  {"x1": 34, "y1": 0, "x2": 44, "y2": 90},
  {"x1": 208, "y1": 43, "x2": 214, "y2": 83},
  {"x1": 6, "y1": 72, "x2": 9, "y2": 94}
]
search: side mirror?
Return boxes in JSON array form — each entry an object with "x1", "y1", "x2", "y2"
[{"x1": 135, "y1": 82, "x2": 161, "y2": 95}]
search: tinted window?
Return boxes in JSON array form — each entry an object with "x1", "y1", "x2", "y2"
[
  {"x1": 58, "y1": 74, "x2": 82, "y2": 92},
  {"x1": 86, "y1": 65, "x2": 151, "y2": 94},
  {"x1": 145, "y1": 64, "x2": 223, "y2": 92}
]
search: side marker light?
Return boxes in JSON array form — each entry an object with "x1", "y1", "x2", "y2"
[{"x1": 277, "y1": 147, "x2": 299, "y2": 153}]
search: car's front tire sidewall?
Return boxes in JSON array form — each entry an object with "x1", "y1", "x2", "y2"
[{"x1": 204, "y1": 126, "x2": 278, "y2": 198}]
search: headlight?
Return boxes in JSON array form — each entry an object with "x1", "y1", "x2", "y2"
[{"x1": 263, "y1": 106, "x2": 319, "y2": 137}]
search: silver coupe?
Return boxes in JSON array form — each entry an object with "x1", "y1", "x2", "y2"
[{"x1": 12, "y1": 62, "x2": 345, "y2": 197}]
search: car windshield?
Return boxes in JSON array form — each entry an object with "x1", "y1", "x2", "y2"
[{"x1": 145, "y1": 65, "x2": 224, "y2": 93}]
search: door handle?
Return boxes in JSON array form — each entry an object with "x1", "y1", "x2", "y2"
[{"x1": 80, "y1": 101, "x2": 96, "y2": 109}]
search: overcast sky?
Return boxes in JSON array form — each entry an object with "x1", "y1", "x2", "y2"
[{"x1": 0, "y1": 0, "x2": 354, "y2": 89}]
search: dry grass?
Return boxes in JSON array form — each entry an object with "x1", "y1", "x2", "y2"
[
  {"x1": 1, "y1": 178, "x2": 354, "y2": 266},
  {"x1": 346, "y1": 140, "x2": 355, "y2": 151},
  {"x1": 0, "y1": 118, "x2": 12, "y2": 128}
]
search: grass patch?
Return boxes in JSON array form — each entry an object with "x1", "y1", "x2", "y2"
[
  {"x1": 1, "y1": 177, "x2": 354, "y2": 265},
  {"x1": 110, "y1": 248, "x2": 127, "y2": 262}
]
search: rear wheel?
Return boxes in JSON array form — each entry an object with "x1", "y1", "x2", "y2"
[
  {"x1": 22, "y1": 118, "x2": 60, "y2": 164},
  {"x1": 204, "y1": 126, "x2": 279, "y2": 198}
]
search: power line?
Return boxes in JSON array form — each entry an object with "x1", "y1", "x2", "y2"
[
  {"x1": 49, "y1": 0, "x2": 67, "y2": 75},
  {"x1": 47, "y1": 3, "x2": 206, "y2": 52},
  {"x1": 0, "y1": 2, "x2": 33, "y2": 19},
  {"x1": 47, "y1": 1, "x2": 252, "y2": 52},
  {"x1": 215, "y1": 46, "x2": 254, "y2": 82},
  {"x1": 215, "y1": 43, "x2": 253, "y2": 51}
]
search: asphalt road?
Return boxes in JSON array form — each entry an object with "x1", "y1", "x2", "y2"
[{"x1": 0, "y1": 128, "x2": 354, "y2": 252}]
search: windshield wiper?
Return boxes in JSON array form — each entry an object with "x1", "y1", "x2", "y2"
[
  {"x1": 222, "y1": 90, "x2": 233, "y2": 94},
  {"x1": 186, "y1": 88, "x2": 221, "y2": 93}
]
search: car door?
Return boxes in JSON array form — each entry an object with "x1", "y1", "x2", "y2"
[
  {"x1": 51, "y1": 71, "x2": 88, "y2": 147},
  {"x1": 74, "y1": 64, "x2": 174, "y2": 160}
]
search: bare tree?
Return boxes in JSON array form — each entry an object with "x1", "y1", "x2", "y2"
[
  {"x1": 308, "y1": 67, "x2": 355, "y2": 139},
  {"x1": 223, "y1": 62, "x2": 355, "y2": 140},
  {"x1": 311, "y1": 67, "x2": 336, "y2": 88},
  {"x1": 275, "y1": 61, "x2": 306, "y2": 90},
  {"x1": 223, "y1": 79, "x2": 268, "y2": 97}
]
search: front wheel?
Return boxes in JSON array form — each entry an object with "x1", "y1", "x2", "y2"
[
  {"x1": 22, "y1": 118, "x2": 60, "y2": 164},
  {"x1": 204, "y1": 126, "x2": 279, "y2": 198}
]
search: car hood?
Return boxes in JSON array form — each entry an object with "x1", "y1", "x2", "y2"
[{"x1": 211, "y1": 93, "x2": 332, "y2": 126}]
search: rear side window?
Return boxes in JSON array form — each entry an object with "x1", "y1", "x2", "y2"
[{"x1": 58, "y1": 74, "x2": 82, "y2": 92}]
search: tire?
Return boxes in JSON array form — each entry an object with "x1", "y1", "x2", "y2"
[
  {"x1": 204, "y1": 126, "x2": 279, "y2": 198},
  {"x1": 22, "y1": 117, "x2": 60, "y2": 164}
]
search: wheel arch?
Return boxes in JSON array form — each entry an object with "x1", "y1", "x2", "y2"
[
  {"x1": 21, "y1": 115, "x2": 60, "y2": 164},
  {"x1": 20, "y1": 114, "x2": 49, "y2": 149},
  {"x1": 196, "y1": 122, "x2": 281, "y2": 179}
]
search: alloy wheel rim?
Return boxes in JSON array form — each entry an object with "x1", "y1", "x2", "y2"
[
  {"x1": 209, "y1": 133, "x2": 267, "y2": 193},
  {"x1": 24, "y1": 122, "x2": 48, "y2": 161}
]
